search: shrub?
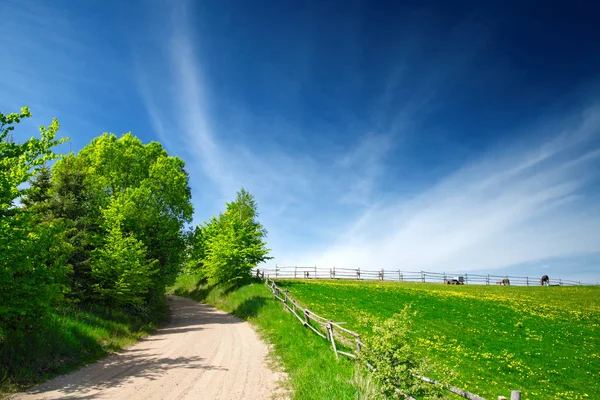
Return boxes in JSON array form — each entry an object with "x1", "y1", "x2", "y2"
[{"x1": 357, "y1": 305, "x2": 447, "y2": 399}]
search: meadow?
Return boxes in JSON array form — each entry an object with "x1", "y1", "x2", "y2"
[{"x1": 275, "y1": 279, "x2": 600, "y2": 399}]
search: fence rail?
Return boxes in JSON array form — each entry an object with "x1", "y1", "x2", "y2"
[
  {"x1": 263, "y1": 276, "x2": 521, "y2": 400},
  {"x1": 255, "y1": 266, "x2": 594, "y2": 286}
]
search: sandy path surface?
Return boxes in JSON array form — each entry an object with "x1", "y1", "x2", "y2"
[{"x1": 11, "y1": 296, "x2": 283, "y2": 400}]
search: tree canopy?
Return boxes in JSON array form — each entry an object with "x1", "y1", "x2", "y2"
[
  {"x1": 196, "y1": 189, "x2": 271, "y2": 285},
  {"x1": 0, "y1": 107, "x2": 70, "y2": 329}
]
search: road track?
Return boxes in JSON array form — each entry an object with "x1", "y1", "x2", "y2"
[{"x1": 11, "y1": 296, "x2": 283, "y2": 400}]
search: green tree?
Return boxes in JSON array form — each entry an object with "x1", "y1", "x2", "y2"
[
  {"x1": 75, "y1": 133, "x2": 193, "y2": 304},
  {"x1": 0, "y1": 107, "x2": 70, "y2": 330},
  {"x1": 184, "y1": 225, "x2": 207, "y2": 274},
  {"x1": 91, "y1": 200, "x2": 157, "y2": 314},
  {"x1": 49, "y1": 154, "x2": 99, "y2": 300},
  {"x1": 21, "y1": 165, "x2": 52, "y2": 216},
  {"x1": 203, "y1": 189, "x2": 271, "y2": 285}
]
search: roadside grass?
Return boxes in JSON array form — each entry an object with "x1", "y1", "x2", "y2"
[
  {"x1": 274, "y1": 279, "x2": 600, "y2": 400},
  {"x1": 168, "y1": 274, "x2": 357, "y2": 400},
  {"x1": 0, "y1": 303, "x2": 163, "y2": 397}
]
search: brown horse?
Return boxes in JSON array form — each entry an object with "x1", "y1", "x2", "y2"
[{"x1": 540, "y1": 275, "x2": 549, "y2": 286}]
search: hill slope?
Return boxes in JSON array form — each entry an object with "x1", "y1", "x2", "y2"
[{"x1": 276, "y1": 280, "x2": 599, "y2": 399}]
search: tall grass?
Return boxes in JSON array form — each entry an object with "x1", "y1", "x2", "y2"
[
  {"x1": 169, "y1": 274, "x2": 357, "y2": 399},
  {"x1": 0, "y1": 302, "x2": 164, "y2": 396}
]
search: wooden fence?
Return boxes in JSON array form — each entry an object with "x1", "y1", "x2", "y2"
[
  {"x1": 256, "y1": 265, "x2": 593, "y2": 286},
  {"x1": 263, "y1": 276, "x2": 522, "y2": 400}
]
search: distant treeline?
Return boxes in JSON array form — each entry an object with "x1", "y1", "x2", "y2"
[{"x1": 1, "y1": 106, "x2": 269, "y2": 337}]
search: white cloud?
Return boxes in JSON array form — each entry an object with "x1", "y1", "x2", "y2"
[
  {"x1": 301, "y1": 105, "x2": 600, "y2": 272},
  {"x1": 136, "y1": 1, "x2": 600, "y2": 280}
]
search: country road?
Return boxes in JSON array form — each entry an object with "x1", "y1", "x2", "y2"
[{"x1": 11, "y1": 296, "x2": 283, "y2": 400}]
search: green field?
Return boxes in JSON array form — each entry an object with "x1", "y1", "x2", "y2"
[{"x1": 275, "y1": 279, "x2": 600, "y2": 399}]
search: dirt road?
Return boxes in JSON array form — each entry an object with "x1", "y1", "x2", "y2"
[{"x1": 12, "y1": 296, "x2": 283, "y2": 400}]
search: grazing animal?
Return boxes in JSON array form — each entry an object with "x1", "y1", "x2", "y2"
[
  {"x1": 540, "y1": 275, "x2": 550, "y2": 286},
  {"x1": 496, "y1": 281, "x2": 502, "y2": 285},
  {"x1": 502, "y1": 278, "x2": 511, "y2": 286}
]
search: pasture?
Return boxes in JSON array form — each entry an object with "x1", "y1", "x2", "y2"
[{"x1": 275, "y1": 279, "x2": 600, "y2": 399}]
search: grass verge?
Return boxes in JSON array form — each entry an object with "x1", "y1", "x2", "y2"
[
  {"x1": 0, "y1": 302, "x2": 164, "y2": 397},
  {"x1": 168, "y1": 274, "x2": 357, "y2": 399}
]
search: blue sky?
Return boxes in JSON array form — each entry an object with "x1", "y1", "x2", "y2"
[{"x1": 2, "y1": 0, "x2": 600, "y2": 282}]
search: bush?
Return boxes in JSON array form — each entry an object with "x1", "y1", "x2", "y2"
[{"x1": 357, "y1": 306, "x2": 447, "y2": 399}]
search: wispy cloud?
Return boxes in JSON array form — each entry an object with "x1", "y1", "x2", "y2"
[
  {"x1": 136, "y1": 1, "x2": 600, "y2": 280},
  {"x1": 303, "y1": 105, "x2": 600, "y2": 272}
]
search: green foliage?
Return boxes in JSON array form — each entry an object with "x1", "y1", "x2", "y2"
[
  {"x1": 21, "y1": 165, "x2": 52, "y2": 215},
  {"x1": 76, "y1": 133, "x2": 193, "y2": 298},
  {"x1": 358, "y1": 306, "x2": 445, "y2": 399},
  {"x1": 201, "y1": 189, "x2": 271, "y2": 285},
  {"x1": 0, "y1": 215, "x2": 72, "y2": 330},
  {"x1": 91, "y1": 202, "x2": 157, "y2": 312},
  {"x1": 0, "y1": 107, "x2": 62, "y2": 212},
  {"x1": 0, "y1": 107, "x2": 70, "y2": 331},
  {"x1": 48, "y1": 154, "x2": 98, "y2": 299},
  {"x1": 184, "y1": 225, "x2": 207, "y2": 274}
]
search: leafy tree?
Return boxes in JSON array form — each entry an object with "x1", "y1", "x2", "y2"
[
  {"x1": 184, "y1": 225, "x2": 207, "y2": 274},
  {"x1": 203, "y1": 189, "x2": 271, "y2": 285},
  {"x1": 0, "y1": 107, "x2": 70, "y2": 330},
  {"x1": 0, "y1": 107, "x2": 65, "y2": 213},
  {"x1": 91, "y1": 200, "x2": 157, "y2": 314},
  {"x1": 75, "y1": 133, "x2": 193, "y2": 304}
]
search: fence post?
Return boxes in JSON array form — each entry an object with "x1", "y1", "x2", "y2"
[
  {"x1": 275, "y1": 267, "x2": 279, "y2": 278},
  {"x1": 400, "y1": 271, "x2": 403, "y2": 282},
  {"x1": 327, "y1": 321, "x2": 338, "y2": 359},
  {"x1": 304, "y1": 309, "x2": 310, "y2": 326},
  {"x1": 283, "y1": 289, "x2": 289, "y2": 311},
  {"x1": 356, "y1": 335, "x2": 362, "y2": 355},
  {"x1": 333, "y1": 266, "x2": 336, "y2": 279},
  {"x1": 487, "y1": 274, "x2": 490, "y2": 285},
  {"x1": 443, "y1": 272, "x2": 446, "y2": 283},
  {"x1": 526, "y1": 277, "x2": 529, "y2": 286},
  {"x1": 511, "y1": 390, "x2": 521, "y2": 400},
  {"x1": 357, "y1": 268, "x2": 360, "y2": 280},
  {"x1": 294, "y1": 266, "x2": 297, "y2": 279},
  {"x1": 421, "y1": 270, "x2": 425, "y2": 283},
  {"x1": 465, "y1": 273, "x2": 468, "y2": 284},
  {"x1": 559, "y1": 278, "x2": 562, "y2": 285},
  {"x1": 315, "y1": 265, "x2": 317, "y2": 279}
]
